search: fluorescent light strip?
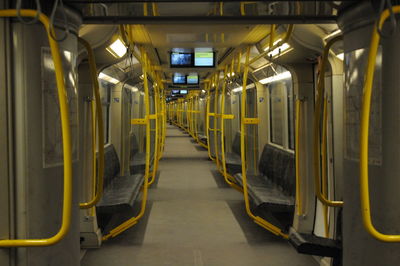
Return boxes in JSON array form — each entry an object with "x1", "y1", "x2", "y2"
[
  {"x1": 99, "y1": 72, "x2": 120, "y2": 84},
  {"x1": 336, "y1": 52, "x2": 344, "y2": 61},
  {"x1": 323, "y1": 29, "x2": 342, "y2": 41},
  {"x1": 259, "y1": 71, "x2": 291, "y2": 84},
  {"x1": 125, "y1": 84, "x2": 139, "y2": 92},
  {"x1": 232, "y1": 83, "x2": 255, "y2": 93},
  {"x1": 106, "y1": 39, "x2": 127, "y2": 58}
]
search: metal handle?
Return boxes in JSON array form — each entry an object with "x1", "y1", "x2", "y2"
[
  {"x1": 0, "y1": 9, "x2": 72, "y2": 247},
  {"x1": 360, "y1": 5, "x2": 400, "y2": 242},
  {"x1": 78, "y1": 37, "x2": 105, "y2": 209}
]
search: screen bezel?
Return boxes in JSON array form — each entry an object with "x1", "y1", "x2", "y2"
[
  {"x1": 170, "y1": 52, "x2": 194, "y2": 68},
  {"x1": 194, "y1": 51, "x2": 215, "y2": 67},
  {"x1": 186, "y1": 73, "x2": 199, "y2": 85},
  {"x1": 172, "y1": 73, "x2": 187, "y2": 85}
]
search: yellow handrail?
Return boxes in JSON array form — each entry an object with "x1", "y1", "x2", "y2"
[
  {"x1": 249, "y1": 25, "x2": 294, "y2": 65},
  {"x1": 313, "y1": 35, "x2": 344, "y2": 207},
  {"x1": 148, "y1": 83, "x2": 159, "y2": 186},
  {"x1": 220, "y1": 65, "x2": 243, "y2": 192},
  {"x1": 78, "y1": 37, "x2": 105, "y2": 209},
  {"x1": 295, "y1": 99, "x2": 303, "y2": 216},
  {"x1": 214, "y1": 73, "x2": 221, "y2": 170},
  {"x1": 102, "y1": 48, "x2": 151, "y2": 241},
  {"x1": 0, "y1": 9, "x2": 72, "y2": 247},
  {"x1": 206, "y1": 82, "x2": 215, "y2": 160},
  {"x1": 240, "y1": 46, "x2": 288, "y2": 239},
  {"x1": 360, "y1": 6, "x2": 400, "y2": 242}
]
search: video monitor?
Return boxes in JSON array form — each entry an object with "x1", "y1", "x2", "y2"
[
  {"x1": 194, "y1": 48, "x2": 214, "y2": 67},
  {"x1": 171, "y1": 89, "x2": 180, "y2": 95},
  {"x1": 180, "y1": 90, "x2": 188, "y2": 94},
  {"x1": 173, "y1": 73, "x2": 186, "y2": 85},
  {"x1": 170, "y1": 52, "x2": 193, "y2": 67},
  {"x1": 187, "y1": 73, "x2": 199, "y2": 84}
]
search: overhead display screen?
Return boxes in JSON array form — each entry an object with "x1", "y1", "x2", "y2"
[
  {"x1": 194, "y1": 48, "x2": 214, "y2": 67},
  {"x1": 170, "y1": 52, "x2": 193, "y2": 67},
  {"x1": 180, "y1": 90, "x2": 188, "y2": 94},
  {"x1": 187, "y1": 73, "x2": 199, "y2": 84},
  {"x1": 173, "y1": 73, "x2": 186, "y2": 84}
]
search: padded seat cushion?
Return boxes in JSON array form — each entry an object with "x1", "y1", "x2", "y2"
[
  {"x1": 97, "y1": 174, "x2": 144, "y2": 213},
  {"x1": 130, "y1": 153, "x2": 155, "y2": 174},
  {"x1": 233, "y1": 173, "x2": 294, "y2": 212},
  {"x1": 198, "y1": 134, "x2": 207, "y2": 142},
  {"x1": 225, "y1": 152, "x2": 242, "y2": 174}
]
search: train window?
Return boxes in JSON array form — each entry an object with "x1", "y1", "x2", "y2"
[
  {"x1": 99, "y1": 81, "x2": 111, "y2": 144},
  {"x1": 266, "y1": 68, "x2": 293, "y2": 150},
  {"x1": 269, "y1": 83, "x2": 285, "y2": 146}
]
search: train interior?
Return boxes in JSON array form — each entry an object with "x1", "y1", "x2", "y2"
[{"x1": 1, "y1": 0, "x2": 400, "y2": 265}]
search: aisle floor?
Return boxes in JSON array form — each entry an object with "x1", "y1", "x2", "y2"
[{"x1": 82, "y1": 125, "x2": 316, "y2": 266}]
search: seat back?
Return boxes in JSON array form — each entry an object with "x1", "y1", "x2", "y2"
[
  {"x1": 231, "y1": 131, "x2": 241, "y2": 156},
  {"x1": 130, "y1": 133, "x2": 139, "y2": 159},
  {"x1": 103, "y1": 144, "x2": 120, "y2": 186},
  {"x1": 259, "y1": 144, "x2": 295, "y2": 196}
]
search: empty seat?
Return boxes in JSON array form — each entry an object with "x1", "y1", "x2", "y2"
[
  {"x1": 97, "y1": 144, "x2": 144, "y2": 214},
  {"x1": 225, "y1": 131, "x2": 242, "y2": 175},
  {"x1": 129, "y1": 133, "x2": 151, "y2": 174},
  {"x1": 197, "y1": 133, "x2": 207, "y2": 145},
  {"x1": 233, "y1": 144, "x2": 295, "y2": 212}
]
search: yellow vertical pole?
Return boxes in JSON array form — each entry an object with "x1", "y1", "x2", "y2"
[
  {"x1": 206, "y1": 81, "x2": 214, "y2": 160},
  {"x1": 214, "y1": 72, "x2": 221, "y2": 170},
  {"x1": 295, "y1": 99, "x2": 303, "y2": 216}
]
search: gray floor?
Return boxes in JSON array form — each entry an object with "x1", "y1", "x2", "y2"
[{"x1": 82, "y1": 125, "x2": 316, "y2": 266}]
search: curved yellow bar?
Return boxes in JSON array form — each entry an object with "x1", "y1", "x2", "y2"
[
  {"x1": 249, "y1": 24, "x2": 294, "y2": 65},
  {"x1": 78, "y1": 37, "x2": 105, "y2": 209},
  {"x1": 0, "y1": 9, "x2": 72, "y2": 247},
  {"x1": 360, "y1": 6, "x2": 400, "y2": 242},
  {"x1": 220, "y1": 65, "x2": 243, "y2": 192},
  {"x1": 240, "y1": 46, "x2": 288, "y2": 239},
  {"x1": 206, "y1": 82, "x2": 214, "y2": 161},
  {"x1": 313, "y1": 35, "x2": 344, "y2": 207},
  {"x1": 103, "y1": 48, "x2": 151, "y2": 241}
]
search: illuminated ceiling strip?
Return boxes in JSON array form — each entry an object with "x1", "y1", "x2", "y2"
[
  {"x1": 99, "y1": 72, "x2": 120, "y2": 84},
  {"x1": 259, "y1": 71, "x2": 291, "y2": 84}
]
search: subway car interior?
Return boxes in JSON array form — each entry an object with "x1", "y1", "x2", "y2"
[{"x1": 1, "y1": 0, "x2": 400, "y2": 265}]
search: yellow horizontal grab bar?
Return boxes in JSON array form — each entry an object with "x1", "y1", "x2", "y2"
[
  {"x1": 0, "y1": 9, "x2": 72, "y2": 247},
  {"x1": 360, "y1": 5, "x2": 400, "y2": 242},
  {"x1": 78, "y1": 37, "x2": 105, "y2": 209},
  {"x1": 313, "y1": 35, "x2": 344, "y2": 208},
  {"x1": 131, "y1": 118, "x2": 147, "y2": 125},
  {"x1": 222, "y1": 114, "x2": 235, "y2": 119},
  {"x1": 243, "y1": 118, "x2": 259, "y2": 124}
]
